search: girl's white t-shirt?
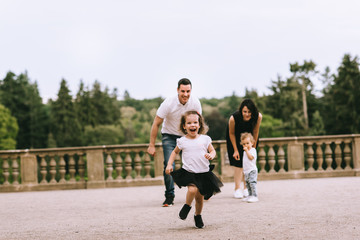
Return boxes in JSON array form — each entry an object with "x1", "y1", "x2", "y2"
[
  {"x1": 243, "y1": 148, "x2": 258, "y2": 174},
  {"x1": 176, "y1": 134, "x2": 212, "y2": 173}
]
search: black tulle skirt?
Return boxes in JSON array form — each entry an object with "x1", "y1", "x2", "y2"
[{"x1": 171, "y1": 166, "x2": 223, "y2": 200}]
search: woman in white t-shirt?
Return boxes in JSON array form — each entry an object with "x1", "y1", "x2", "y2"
[{"x1": 165, "y1": 111, "x2": 223, "y2": 228}]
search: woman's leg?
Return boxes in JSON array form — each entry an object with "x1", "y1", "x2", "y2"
[{"x1": 234, "y1": 167, "x2": 243, "y2": 190}]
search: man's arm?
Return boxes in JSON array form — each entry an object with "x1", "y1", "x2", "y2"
[{"x1": 147, "y1": 116, "x2": 164, "y2": 156}]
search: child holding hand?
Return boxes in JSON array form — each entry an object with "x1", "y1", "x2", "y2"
[{"x1": 165, "y1": 111, "x2": 223, "y2": 228}]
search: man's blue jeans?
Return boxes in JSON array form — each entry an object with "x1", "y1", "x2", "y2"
[{"x1": 162, "y1": 133, "x2": 181, "y2": 198}]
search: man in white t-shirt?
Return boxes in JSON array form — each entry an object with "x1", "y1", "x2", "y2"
[{"x1": 147, "y1": 78, "x2": 202, "y2": 207}]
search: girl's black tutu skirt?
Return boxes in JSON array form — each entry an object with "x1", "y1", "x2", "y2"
[{"x1": 171, "y1": 165, "x2": 223, "y2": 200}]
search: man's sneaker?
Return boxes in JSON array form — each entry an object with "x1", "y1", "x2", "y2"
[
  {"x1": 233, "y1": 189, "x2": 244, "y2": 199},
  {"x1": 162, "y1": 196, "x2": 174, "y2": 207},
  {"x1": 194, "y1": 215, "x2": 204, "y2": 228},
  {"x1": 247, "y1": 196, "x2": 259, "y2": 203},
  {"x1": 242, "y1": 197, "x2": 249, "y2": 202},
  {"x1": 243, "y1": 189, "x2": 249, "y2": 197},
  {"x1": 179, "y1": 204, "x2": 191, "y2": 220}
]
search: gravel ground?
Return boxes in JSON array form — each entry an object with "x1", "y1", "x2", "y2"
[{"x1": 1, "y1": 177, "x2": 360, "y2": 240}]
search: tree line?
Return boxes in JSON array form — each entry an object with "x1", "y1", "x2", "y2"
[{"x1": 0, "y1": 54, "x2": 359, "y2": 150}]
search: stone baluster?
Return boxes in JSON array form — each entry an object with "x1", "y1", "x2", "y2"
[
  {"x1": 49, "y1": 155, "x2": 57, "y2": 184},
  {"x1": 2, "y1": 157, "x2": 10, "y2": 185},
  {"x1": 268, "y1": 145, "x2": 276, "y2": 173},
  {"x1": 11, "y1": 157, "x2": 20, "y2": 185},
  {"x1": 306, "y1": 143, "x2": 315, "y2": 171},
  {"x1": 277, "y1": 145, "x2": 286, "y2": 172},
  {"x1": 334, "y1": 141, "x2": 342, "y2": 170},
  {"x1": 40, "y1": 155, "x2": 48, "y2": 184},
  {"x1": 324, "y1": 142, "x2": 333, "y2": 171},
  {"x1": 58, "y1": 155, "x2": 66, "y2": 183},
  {"x1": 134, "y1": 153, "x2": 142, "y2": 179},
  {"x1": 315, "y1": 143, "x2": 324, "y2": 171},
  {"x1": 106, "y1": 154, "x2": 114, "y2": 181},
  {"x1": 78, "y1": 154, "x2": 85, "y2": 180},
  {"x1": 125, "y1": 153, "x2": 132, "y2": 180},
  {"x1": 68, "y1": 154, "x2": 76, "y2": 182},
  {"x1": 258, "y1": 146, "x2": 266, "y2": 173},
  {"x1": 115, "y1": 152, "x2": 123, "y2": 180},
  {"x1": 343, "y1": 141, "x2": 352, "y2": 170},
  {"x1": 175, "y1": 154, "x2": 181, "y2": 170},
  {"x1": 144, "y1": 153, "x2": 151, "y2": 178}
]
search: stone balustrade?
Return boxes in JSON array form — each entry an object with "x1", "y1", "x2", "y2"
[{"x1": 1, "y1": 134, "x2": 359, "y2": 192}]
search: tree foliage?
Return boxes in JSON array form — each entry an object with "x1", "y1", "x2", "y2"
[
  {"x1": 2, "y1": 53, "x2": 360, "y2": 150},
  {"x1": 323, "y1": 54, "x2": 360, "y2": 133},
  {"x1": 0, "y1": 71, "x2": 49, "y2": 149},
  {"x1": 0, "y1": 104, "x2": 18, "y2": 150},
  {"x1": 50, "y1": 79, "x2": 82, "y2": 147}
]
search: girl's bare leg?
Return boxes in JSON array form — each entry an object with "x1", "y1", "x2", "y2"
[
  {"x1": 186, "y1": 185, "x2": 197, "y2": 206},
  {"x1": 194, "y1": 190, "x2": 204, "y2": 215}
]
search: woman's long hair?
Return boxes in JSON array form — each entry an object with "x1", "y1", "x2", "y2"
[{"x1": 238, "y1": 99, "x2": 259, "y2": 128}]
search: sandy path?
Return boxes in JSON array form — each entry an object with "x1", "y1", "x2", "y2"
[{"x1": 1, "y1": 177, "x2": 360, "y2": 240}]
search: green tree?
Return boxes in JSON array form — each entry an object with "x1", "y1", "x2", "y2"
[
  {"x1": 0, "y1": 71, "x2": 49, "y2": 149},
  {"x1": 75, "y1": 81, "x2": 97, "y2": 128},
  {"x1": 309, "y1": 110, "x2": 325, "y2": 136},
  {"x1": 90, "y1": 81, "x2": 120, "y2": 125},
  {"x1": 204, "y1": 110, "x2": 227, "y2": 140},
  {"x1": 50, "y1": 79, "x2": 82, "y2": 147},
  {"x1": 0, "y1": 104, "x2": 19, "y2": 149},
  {"x1": 290, "y1": 60, "x2": 317, "y2": 132},
  {"x1": 325, "y1": 54, "x2": 360, "y2": 133},
  {"x1": 259, "y1": 114, "x2": 284, "y2": 138},
  {"x1": 82, "y1": 125, "x2": 125, "y2": 146}
]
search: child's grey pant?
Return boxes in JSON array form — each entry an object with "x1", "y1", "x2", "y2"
[{"x1": 244, "y1": 170, "x2": 258, "y2": 197}]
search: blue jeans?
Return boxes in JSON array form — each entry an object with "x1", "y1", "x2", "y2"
[
  {"x1": 162, "y1": 133, "x2": 181, "y2": 198},
  {"x1": 244, "y1": 170, "x2": 258, "y2": 197}
]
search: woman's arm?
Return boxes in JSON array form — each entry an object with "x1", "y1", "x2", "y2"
[
  {"x1": 252, "y1": 112, "x2": 263, "y2": 146},
  {"x1": 228, "y1": 116, "x2": 240, "y2": 160}
]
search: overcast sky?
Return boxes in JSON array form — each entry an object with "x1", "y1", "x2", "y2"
[{"x1": 1, "y1": 0, "x2": 359, "y2": 101}]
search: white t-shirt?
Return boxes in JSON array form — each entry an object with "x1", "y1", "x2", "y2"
[
  {"x1": 176, "y1": 135, "x2": 212, "y2": 173},
  {"x1": 243, "y1": 148, "x2": 258, "y2": 174},
  {"x1": 156, "y1": 95, "x2": 202, "y2": 136}
]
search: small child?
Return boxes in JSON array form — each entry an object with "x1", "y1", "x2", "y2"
[
  {"x1": 240, "y1": 132, "x2": 259, "y2": 203},
  {"x1": 165, "y1": 111, "x2": 223, "y2": 228}
]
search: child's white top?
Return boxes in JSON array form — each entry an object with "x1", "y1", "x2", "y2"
[
  {"x1": 156, "y1": 95, "x2": 202, "y2": 136},
  {"x1": 243, "y1": 148, "x2": 257, "y2": 174},
  {"x1": 176, "y1": 134, "x2": 212, "y2": 173}
]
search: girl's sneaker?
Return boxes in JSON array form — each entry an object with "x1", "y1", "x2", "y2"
[
  {"x1": 194, "y1": 215, "x2": 204, "y2": 228},
  {"x1": 179, "y1": 204, "x2": 191, "y2": 220}
]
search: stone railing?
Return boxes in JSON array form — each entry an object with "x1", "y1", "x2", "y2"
[{"x1": 1, "y1": 134, "x2": 359, "y2": 192}]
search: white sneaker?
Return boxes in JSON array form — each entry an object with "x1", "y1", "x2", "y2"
[
  {"x1": 243, "y1": 189, "x2": 249, "y2": 197},
  {"x1": 242, "y1": 197, "x2": 249, "y2": 202},
  {"x1": 233, "y1": 189, "x2": 244, "y2": 199},
  {"x1": 247, "y1": 196, "x2": 259, "y2": 203}
]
